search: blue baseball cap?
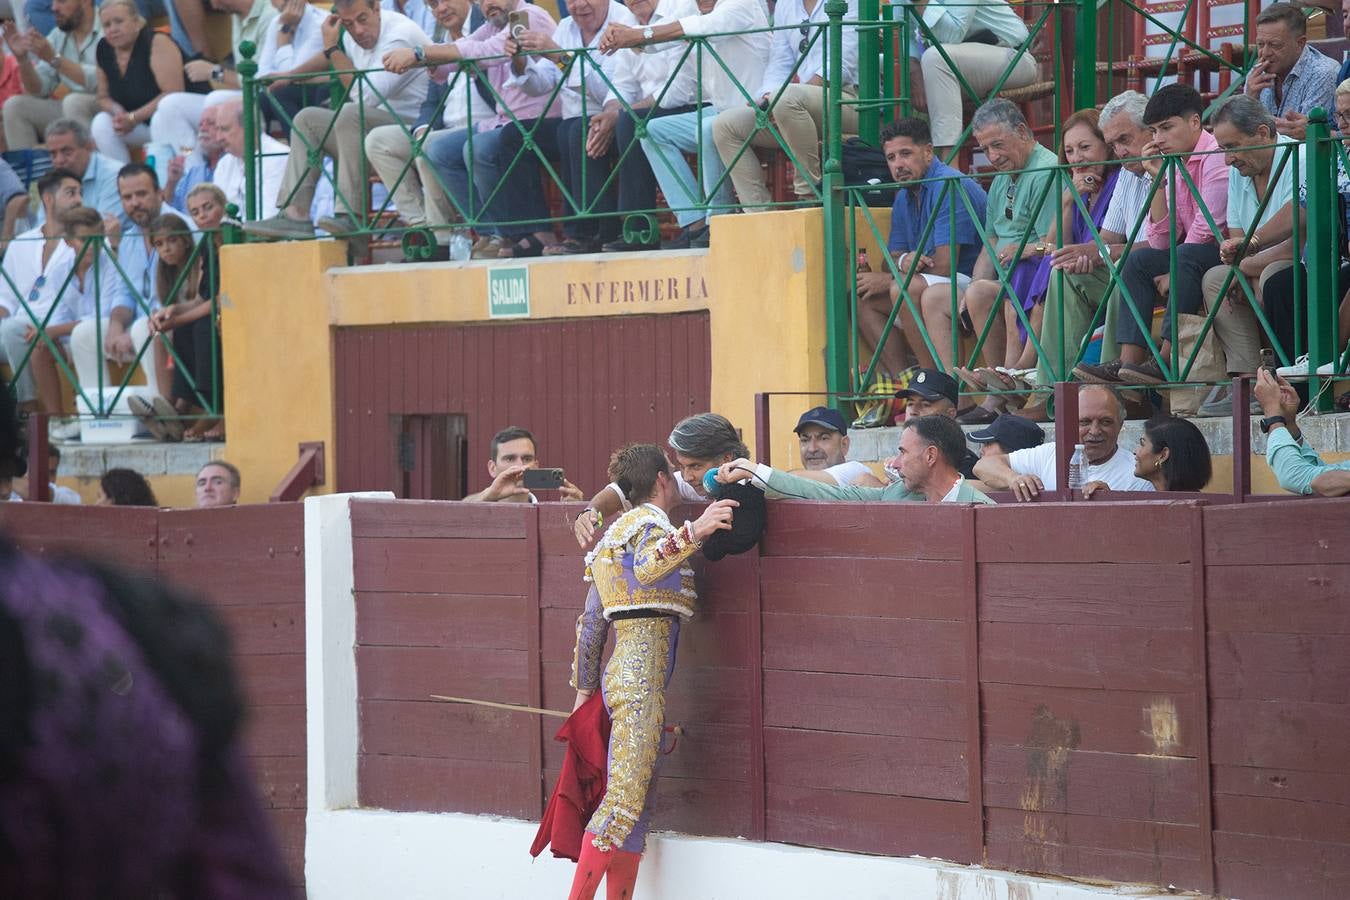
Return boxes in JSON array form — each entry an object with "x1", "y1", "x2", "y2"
[{"x1": 794, "y1": 406, "x2": 848, "y2": 435}]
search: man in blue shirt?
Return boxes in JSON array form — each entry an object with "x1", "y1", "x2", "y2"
[
  {"x1": 1256, "y1": 369, "x2": 1350, "y2": 496},
  {"x1": 42, "y1": 118, "x2": 126, "y2": 227},
  {"x1": 857, "y1": 117, "x2": 987, "y2": 375}
]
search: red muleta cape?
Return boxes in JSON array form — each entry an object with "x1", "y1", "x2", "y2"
[{"x1": 529, "y1": 692, "x2": 612, "y2": 862}]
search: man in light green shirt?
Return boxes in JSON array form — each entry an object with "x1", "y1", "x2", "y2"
[
  {"x1": 1, "y1": 0, "x2": 102, "y2": 149},
  {"x1": 718, "y1": 415, "x2": 995, "y2": 505},
  {"x1": 1255, "y1": 369, "x2": 1350, "y2": 496}
]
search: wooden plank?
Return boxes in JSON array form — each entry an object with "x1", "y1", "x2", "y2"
[
  {"x1": 525, "y1": 507, "x2": 544, "y2": 818},
  {"x1": 983, "y1": 744, "x2": 1200, "y2": 823},
  {"x1": 251, "y1": 753, "x2": 307, "y2": 811},
  {"x1": 350, "y1": 497, "x2": 530, "y2": 539},
  {"x1": 763, "y1": 614, "x2": 965, "y2": 678},
  {"x1": 1210, "y1": 699, "x2": 1350, "y2": 771},
  {"x1": 1188, "y1": 505, "x2": 1216, "y2": 895},
  {"x1": 1208, "y1": 631, "x2": 1350, "y2": 703},
  {"x1": 1214, "y1": 831, "x2": 1350, "y2": 900},
  {"x1": 1212, "y1": 764, "x2": 1350, "y2": 807},
  {"x1": 960, "y1": 505, "x2": 983, "y2": 859},
  {"x1": 648, "y1": 775, "x2": 751, "y2": 839},
  {"x1": 539, "y1": 507, "x2": 589, "y2": 557},
  {"x1": 766, "y1": 785, "x2": 975, "y2": 862},
  {"x1": 985, "y1": 806, "x2": 1204, "y2": 889},
  {"x1": 157, "y1": 504, "x2": 306, "y2": 562},
  {"x1": 235, "y1": 652, "x2": 306, "y2": 707},
  {"x1": 241, "y1": 704, "x2": 306, "y2": 758},
  {"x1": 980, "y1": 622, "x2": 1196, "y2": 692},
  {"x1": 693, "y1": 552, "x2": 756, "y2": 614},
  {"x1": 760, "y1": 502, "x2": 966, "y2": 560},
  {"x1": 357, "y1": 645, "x2": 529, "y2": 703},
  {"x1": 356, "y1": 592, "x2": 529, "y2": 650},
  {"x1": 975, "y1": 503, "x2": 1198, "y2": 564},
  {"x1": 764, "y1": 728, "x2": 967, "y2": 801},
  {"x1": 1206, "y1": 565, "x2": 1350, "y2": 634},
  {"x1": 0, "y1": 504, "x2": 158, "y2": 568},
  {"x1": 360, "y1": 699, "x2": 532, "y2": 763},
  {"x1": 760, "y1": 556, "x2": 965, "y2": 620},
  {"x1": 158, "y1": 559, "x2": 304, "y2": 607},
  {"x1": 979, "y1": 562, "x2": 1193, "y2": 628},
  {"x1": 358, "y1": 755, "x2": 536, "y2": 819},
  {"x1": 1204, "y1": 497, "x2": 1350, "y2": 566},
  {"x1": 540, "y1": 662, "x2": 751, "y2": 727},
  {"x1": 746, "y1": 547, "x2": 766, "y2": 842},
  {"x1": 352, "y1": 536, "x2": 528, "y2": 595},
  {"x1": 214, "y1": 602, "x2": 304, "y2": 656},
  {"x1": 981, "y1": 683, "x2": 1200, "y2": 757},
  {"x1": 1213, "y1": 792, "x2": 1350, "y2": 843},
  {"x1": 265, "y1": 807, "x2": 307, "y2": 887},
  {"x1": 763, "y1": 670, "x2": 965, "y2": 741}
]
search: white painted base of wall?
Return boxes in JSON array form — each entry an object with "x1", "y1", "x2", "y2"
[{"x1": 305, "y1": 809, "x2": 1196, "y2": 900}]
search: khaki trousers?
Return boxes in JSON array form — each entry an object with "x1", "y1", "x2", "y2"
[
  {"x1": 711, "y1": 83, "x2": 858, "y2": 207},
  {"x1": 921, "y1": 44, "x2": 1039, "y2": 148},
  {"x1": 1201, "y1": 260, "x2": 1291, "y2": 374},
  {"x1": 2, "y1": 92, "x2": 100, "y2": 149},
  {"x1": 281, "y1": 104, "x2": 399, "y2": 216},
  {"x1": 1035, "y1": 265, "x2": 1120, "y2": 386},
  {"x1": 364, "y1": 123, "x2": 457, "y2": 230}
]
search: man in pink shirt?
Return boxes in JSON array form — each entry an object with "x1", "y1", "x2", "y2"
[{"x1": 1105, "y1": 84, "x2": 1230, "y2": 385}]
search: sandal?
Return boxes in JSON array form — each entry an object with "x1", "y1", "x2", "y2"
[
  {"x1": 542, "y1": 238, "x2": 602, "y2": 256},
  {"x1": 470, "y1": 236, "x2": 504, "y2": 259},
  {"x1": 497, "y1": 234, "x2": 545, "y2": 258},
  {"x1": 978, "y1": 367, "x2": 1028, "y2": 409},
  {"x1": 952, "y1": 366, "x2": 989, "y2": 392},
  {"x1": 128, "y1": 396, "x2": 184, "y2": 442}
]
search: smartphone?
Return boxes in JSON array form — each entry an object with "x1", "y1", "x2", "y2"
[
  {"x1": 507, "y1": 9, "x2": 528, "y2": 38},
  {"x1": 1260, "y1": 347, "x2": 1276, "y2": 375},
  {"x1": 521, "y1": 468, "x2": 564, "y2": 490}
]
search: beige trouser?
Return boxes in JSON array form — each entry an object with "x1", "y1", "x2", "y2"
[
  {"x1": 2, "y1": 92, "x2": 100, "y2": 149},
  {"x1": 921, "y1": 44, "x2": 1039, "y2": 148},
  {"x1": 363, "y1": 123, "x2": 456, "y2": 230},
  {"x1": 280, "y1": 103, "x2": 400, "y2": 216},
  {"x1": 711, "y1": 83, "x2": 859, "y2": 207},
  {"x1": 1200, "y1": 260, "x2": 1291, "y2": 374}
]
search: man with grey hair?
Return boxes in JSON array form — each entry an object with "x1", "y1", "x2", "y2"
[
  {"x1": 1244, "y1": 2, "x2": 1339, "y2": 139},
  {"x1": 39, "y1": 118, "x2": 125, "y2": 226},
  {"x1": 211, "y1": 98, "x2": 289, "y2": 220},
  {"x1": 243, "y1": 0, "x2": 430, "y2": 239},
  {"x1": 0, "y1": 0, "x2": 102, "y2": 149}
]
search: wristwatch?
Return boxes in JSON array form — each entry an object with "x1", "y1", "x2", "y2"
[
  {"x1": 1034, "y1": 242, "x2": 1048, "y2": 255},
  {"x1": 642, "y1": 25, "x2": 654, "y2": 41},
  {"x1": 1259, "y1": 414, "x2": 1287, "y2": 434},
  {"x1": 210, "y1": 64, "x2": 224, "y2": 82},
  {"x1": 324, "y1": 43, "x2": 342, "y2": 60},
  {"x1": 280, "y1": 23, "x2": 294, "y2": 34},
  {"x1": 413, "y1": 45, "x2": 426, "y2": 63}
]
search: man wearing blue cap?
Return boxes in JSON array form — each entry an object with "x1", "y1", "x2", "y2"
[
  {"x1": 894, "y1": 368, "x2": 980, "y2": 478},
  {"x1": 967, "y1": 413, "x2": 1045, "y2": 458},
  {"x1": 788, "y1": 406, "x2": 885, "y2": 488}
]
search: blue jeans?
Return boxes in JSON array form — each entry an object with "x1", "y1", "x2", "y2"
[
  {"x1": 478, "y1": 117, "x2": 562, "y2": 238},
  {"x1": 424, "y1": 126, "x2": 512, "y2": 236},
  {"x1": 641, "y1": 108, "x2": 733, "y2": 229}
]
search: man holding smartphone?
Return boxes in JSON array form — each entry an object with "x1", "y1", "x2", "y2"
[{"x1": 463, "y1": 425, "x2": 585, "y2": 502}]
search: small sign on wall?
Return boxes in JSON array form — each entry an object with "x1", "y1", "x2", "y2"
[{"x1": 487, "y1": 266, "x2": 530, "y2": 318}]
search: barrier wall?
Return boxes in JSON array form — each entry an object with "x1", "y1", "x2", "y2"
[{"x1": 341, "y1": 495, "x2": 1350, "y2": 899}]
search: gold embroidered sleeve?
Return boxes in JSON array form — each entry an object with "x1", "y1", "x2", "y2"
[{"x1": 631, "y1": 520, "x2": 701, "y2": 585}]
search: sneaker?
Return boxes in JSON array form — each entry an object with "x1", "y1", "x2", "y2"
[
  {"x1": 317, "y1": 213, "x2": 362, "y2": 236},
  {"x1": 1073, "y1": 358, "x2": 1124, "y2": 383},
  {"x1": 242, "y1": 214, "x2": 316, "y2": 239},
  {"x1": 1119, "y1": 358, "x2": 1166, "y2": 384},
  {"x1": 1276, "y1": 354, "x2": 1338, "y2": 377},
  {"x1": 1196, "y1": 389, "x2": 1261, "y2": 418},
  {"x1": 48, "y1": 417, "x2": 80, "y2": 442}
]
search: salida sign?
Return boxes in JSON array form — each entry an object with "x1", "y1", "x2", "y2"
[{"x1": 487, "y1": 267, "x2": 530, "y2": 318}]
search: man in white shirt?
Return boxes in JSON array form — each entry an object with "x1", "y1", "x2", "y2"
[
  {"x1": 1, "y1": 0, "x2": 102, "y2": 148},
  {"x1": 602, "y1": 0, "x2": 768, "y2": 249},
  {"x1": 243, "y1": 0, "x2": 430, "y2": 239},
  {"x1": 366, "y1": 0, "x2": 493, "y2": 238},
  {"x1": 786, "y1": 405, "x2": 885, "y2": 487},
  {"x1": 973, "y1": 384, "x2": 1156, "y2": 500},
  {"x1": 212, "y1": 98, "x2": 288, "y2": 220},
  {"x1": 918, "y1": 0, "x2": 1039, "y2": 156},
  {"x1": 257, "y1": 0, "x2": 330, "y2": 135},
  {"x1": 711, "y1": 0, "x2": 858, "y2": 209}
]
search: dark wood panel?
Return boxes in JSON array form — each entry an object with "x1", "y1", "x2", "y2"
[
  {"x1": 1206, "y1": 564, "x2": 1350, "y2": 634},
  {"x1": 760, "y1": 556, "x2": 965, "y2": 620},
  {"x1": 766, "y1": 785, "x2": 975, "y2": 862},
  {"x1": 356, "y1": 592, "x2": 530, "y2": 650},
  {"x1": 266, "y1": 807, "x2": 306, "y2": 888},
  {"x1": 360, "y1": 699, "x2": 533, "y2": 763},
  {"x1": 357, "y1": 645, "x2": 529, "y2": 703},
  {"x1": 1204, "y1": 497, "x2": 1350, "y2": 566},
  {"x1": 975, "y1": 502, "x2": 1198, "y2": 564},
  {"x1": 241, "y1": 704, "x2": 306, "y2": 758},
  {"x1": 350, "y1": 498, "x2": 530, "y2": 539},
  {"x1": 214, "y1": 602, "x2": 304, "y2": 656},
  {"x1": 540, "y1": 554, "x2": 589, "y2": 609},
  {"x1": 0, "y1": 504, "x2": 158, "y2": 568},
  {"x1": 981, "y1": 683, "x2": 1199, "y2": 757},
  {"x1": 158, "y1": 504, "x2": 306, "y2": 562},
  {"x1": 1213, "y1": 792, "x2": 1350, "y2": 843},
  {"x1": 251, "y1": 753, "x2": 307, "y2": 811},
  {"x1": 157, "y1": 559, "x2": 305, "y2": 607},
  {"x1": 1208, "y1": 631, "x2": 1350, "y2": 703},
  {"x1": 1210, "y1": 699, "x2": 1350, "y2": 771},
  {"x1": 539, "y1": 662, "x2": 751, "y2": 727},
  {"x1": 236, "y1": 652, "x2": 306, "y2": 707},
  {"x1": 358, "y1": 754, "x2": 536, "y2": 819},
  {"x1": 352, "y1": 536, "x2": 528, "y2": 595},
  {"x1": 980, "y1": 622, "x2": 1196, "y2": 692},
  {"x1": 764, "y1": 728, "x2": 967, "y2": 801},
  {"x1": 763, "y1": 670, "x2": 965, "y2": 741},
  {"x1": 539, "y1": 504, "x2": 590, "y2": 557},
  {"x1": 1212, "y1": 764, "x2": 1350, "y2": 807},
  {"x1": 979, "y1": 562, "x2": 1192, "y2": 628},
  {"x1": 763, "y1": 614, "x2": 965, "y2": 678},
  {"x1": 760, "y1": 502, "x2": 966, "y2": 560},
  {"x1": 1214, "y1": 831, "x2": 1350, "y2": 900}
]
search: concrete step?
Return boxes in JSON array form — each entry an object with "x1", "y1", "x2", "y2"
[{"x1": 54, "y1": 440, "x2": 226, "y2": 479}]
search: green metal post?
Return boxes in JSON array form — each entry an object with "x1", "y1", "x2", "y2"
[
  {"x1": 238, "y1": 41, "x2": 259, "y2": 222},
  {"x1": 1304, "y1": 107, "x2": 1336, "y2": 409},
  {"x1": 1074, "y1": 0, "x2": 1097, "y2": 111},
  {"x1": 857, "y1": 0, "x2": 879, "y2": 143},
  {"x1": 823, "y1": 0, "x2": 850, "y2": 402}
]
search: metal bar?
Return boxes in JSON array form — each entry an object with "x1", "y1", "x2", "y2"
[
  {"x1": 1304, "y1": 106, "x2": 1336, "y2": 411},
  {"x1": 238, "y1": 41, "x2": 259, "y2": 222},
  {"x1": 1052, "y1": 381, "x2": 1078, "y2": 496},
  {"x1": 822, "y1": 0, "x2": 850, "y2": 405},
  {"x1": 857, "y1": 0, "x2": 880, "y2": 142}
]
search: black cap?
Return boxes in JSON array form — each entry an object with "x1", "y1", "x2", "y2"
[
  {"x1": 702, "y1": 481, "x2": 766, "y2": 562},
  {"x1": 895, "y1": 368, "x2": 959, "y2": 406},
  {"x1": 967, "y1": 414, "x2": 1045, "y2": 452},
  {"x1": 794, "y1": 406, "x2": 848, "y2": 436}
]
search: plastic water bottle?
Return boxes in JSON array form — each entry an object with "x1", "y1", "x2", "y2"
[
  {"x1": 448, "y1": 230, "x2": 472, "y2": 262},
  {"x1": 1068, "y1": 443, "x2": 1086, "y2": 492}
]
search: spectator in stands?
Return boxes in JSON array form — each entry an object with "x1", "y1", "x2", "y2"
[
  {"x1": 368, "y1": 0, "x2": 492, "y2": 255},
  {"x1": 195, "y1": 459, "x2": 241, "y2": 507},
  {"x1": 857, "y1": 116, "x2": 988, "y2": 375},
  {"x1": 242, "y1": 0, "x2": 430, "y2": 238},
  {"x1": 45, "y1": 444, "x2": 82, "y2": 503},
  {"x1": 505, "y1": 0, "x2": 641, "y2": 255},
  {"x1": 149, "y1": 0, "x2": 278, "y2": 151},
  {"x1": 0, "y1": 0, "x2": 101, "y2": 149},
  {"x1": 603, "y1": 0, "x2": 769, "y2": 250},
  {"x1": 0, "y1": 156, "x2": 28, "y2": 255},
  {"x1": 256, "y1": 0, "x2": 329, "y2": 136},
  {"x1": 96, "y1": 465, "x2": 158, "y2": 505},
  {"x1": 384, "y1": 0, "x2": 438, "y2": 35},
  {"x1": 414, "y1": 0, "x2": 557, "y2": 260},
  {"x1": 918, "y1": 99, "x2": 1055, "y2": 425},
  {"x1": 967, "y1": 412, "x2": 1044, "y2": 457},
  {"x1": 1083, "y1": 414, "x2": 1212, "y2": 497},
  {"x1": 1245, "y1": 3, "x2": 1339, "y2": 140},
  {"x1": 41, "y1": 117, "x2": 124, "y2": 224},
  {"x1": 711, "y1": 0, "x2": 859, "y2": 211},
  {"x1": 717, "y1": 415, "x2": 994, "y2": 504},
  {"x1": 0, "y1": 169, "x2": 83, "y2": 415},
  {"x1": 894, "y1": 368, "x2": 980, "y2": 477},
  {"x1": 973, "y1": 383, "x2": 1155, "y2": 500},
  {"x1": 162, "y1": 103, "x2": 224, "y2": 213},
  {"x1": 164, "y1": 0, "x2": 214, "y2": 59},
  {"x1": 464, "y1": 425, "x2": 585, "y2": 502},
  {"x1": 91, "y1": 0, "x2": 195, "y2": 163},
  {"x1": 1108, "y1": 83, "x2": 1229, "y2": 386},
  {"x1": 917, "y1": 0, "x2": 1039, "y2": 157},
  {"x1": 212, "y1": 97, "x2": 287, "y2": 219},
  {"x1": 1256, "y1": 368, "x2": 1350, "y2": 496},
  {"x1": 787, "y1": 405, "x2": 885, "y2": 487}
]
